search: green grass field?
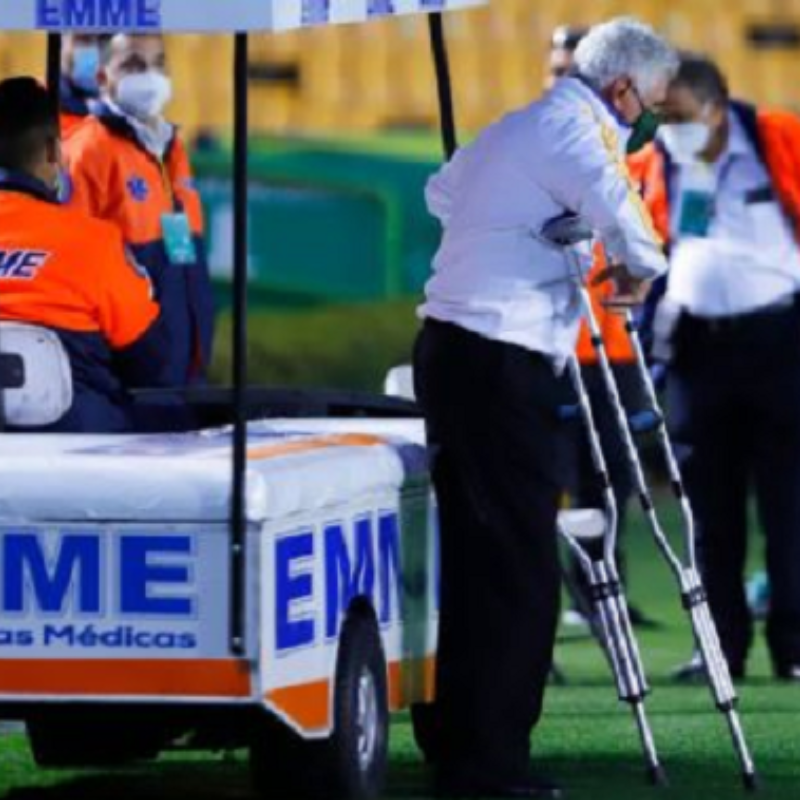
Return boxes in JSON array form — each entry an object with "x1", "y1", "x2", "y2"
[{"x1": 1, "y1": 502, "x2": 798, "y2": 799}]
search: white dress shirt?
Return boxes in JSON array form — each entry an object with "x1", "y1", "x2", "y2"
[
  {"x1": 419, "y1": 77, "x2": 668, "y2": 368},
  {"x1": 666, "y1": 111, "x2": 800, "y2": 318},
  {"x1": 106, "y1": 100, "x2": 175, "y2": 160}
]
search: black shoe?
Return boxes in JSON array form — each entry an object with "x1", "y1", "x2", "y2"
[
  {"x1": 434, "y1": 776, "x2": 563, "y2": 799},
  {"x1": 411, "y1": 702, "x2": 441, "y2": 764},
  {"x1": 671, "y1": 653, "x2": 746, "y2": 683}
]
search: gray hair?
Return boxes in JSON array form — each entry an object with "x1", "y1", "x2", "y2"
[{"x1": 574, "y1": 17, "x2": 679, "y2": 97}]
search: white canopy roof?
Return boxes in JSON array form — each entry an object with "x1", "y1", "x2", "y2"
[{"x1": 0, "y1": 0, "x2": 486, "y2": 33}]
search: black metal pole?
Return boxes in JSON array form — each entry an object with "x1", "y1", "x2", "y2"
[
  {"x1": 46, "y1": 33, "x2": 62, "y2": 111},
  {"x1": 428, "y1": 13, "x2": 458, "y2": 160},
  {"x1": 230, "y1": 32, "x2": 249, "y2": 657}
]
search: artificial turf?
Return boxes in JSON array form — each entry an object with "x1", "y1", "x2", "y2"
[{"x1": 1, "y1": 503, "x2": 798, "y2": 799}]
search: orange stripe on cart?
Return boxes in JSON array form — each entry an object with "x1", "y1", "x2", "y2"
[
  {"x1": 247, "y1": 434, "x2": 387, "y2": 462},
  {"x1": 0, "y1": 659, "x2": 251, "y2": 698},
  {"x1": 266, "y1": 656, "x2": 437, "y2": 732},
  {"x1": 267, "y1": 678, "x2": 332, "y2": 730}
]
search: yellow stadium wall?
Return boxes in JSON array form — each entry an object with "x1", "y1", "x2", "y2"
[{"x1": 2, "y1": 0, "x2": 800, "y2": 142}]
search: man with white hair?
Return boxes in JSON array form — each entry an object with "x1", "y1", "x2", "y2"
[{"x1": 413, "y1": 18, "x2": 676, "y2": 799}]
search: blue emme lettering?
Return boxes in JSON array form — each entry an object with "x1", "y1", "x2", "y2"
[
  {"x1": 275, "y1": 532, "x2": 315, "y2": 651},
  {"x1": 36, "y1": 0, "x2": 162, "y2": 31},
  {"x1": 1, "y1": 532, "x2": 195, "y2": 618},
  {"x1": 3, "y1": 533, "x2": 100, "y2": 614},
  {"x1": 274, "y1": 511, "x2": 405, "y2": 654},
  {"x1": 325, "y1": 518, "x2": 376, "y2": 639}
]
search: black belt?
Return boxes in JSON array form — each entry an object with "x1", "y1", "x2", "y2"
[
  {"x1": 423, "y1": 317, "x2": 554, "y2": 367},
  {"x1": 683, "y1": 296, "x2": 798, "y2": 336}
]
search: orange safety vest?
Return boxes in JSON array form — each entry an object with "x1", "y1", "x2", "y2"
[
  {"x1": 61, "y1": 110, "x2": 88, "y2": 138},
  {"x1": 0, "y1": 168, "x2": 166, "y2": 431},
  {"x1": 0, "y1": 174, "x2": 158, "y2": 345}
]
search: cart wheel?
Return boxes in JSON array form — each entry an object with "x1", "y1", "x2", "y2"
[{"x1": 251, "y1": 611, "x2": 389, "y2": 800}]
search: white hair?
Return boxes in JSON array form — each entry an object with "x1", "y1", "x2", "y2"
[{"x1": 574, "y1": 17, "x2": 679, "y2": 97}]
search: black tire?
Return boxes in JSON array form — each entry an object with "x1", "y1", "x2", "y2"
[{"x1": 251, "y1": 611, "x2": 389, "y2": 800}]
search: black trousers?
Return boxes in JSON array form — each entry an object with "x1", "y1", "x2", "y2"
[
  {"x1": 413, "y1": 319, "x2": 569, "y2": 784},
  {"x1": 668, "y1": 305, "x2": 800, "y2": 671},
  {"x1": 567, "y1": 362, "x2": 642, "y2": 598}
]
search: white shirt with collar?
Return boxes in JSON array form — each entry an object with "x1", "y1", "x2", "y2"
[
  {"x1": 666, "y1": 110, "x2": 800, "y2": 318},
  {"x1": 419, "y1": 77, "x2": 668, "y2": 369},
  {"x1": 106, "y1": 99, "x2": 175, "y2": 161}
]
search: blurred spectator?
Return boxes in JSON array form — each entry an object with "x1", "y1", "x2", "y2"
[
  {"x1": 545, "y1": 25, "x2": 589, "y2": 89},
  {"x1": 548, "y1": 24, "x2": 657, "y2": 630},
  {"x1": 64, "y1": 33, "x2": 215, "y2": 390},
  {"x1": 631, "y1": 53, "x2": 800, "y2": 681}
]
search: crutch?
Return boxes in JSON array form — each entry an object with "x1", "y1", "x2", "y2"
[
  {"x1": 543, "y1": 219, "x2": 666, "y2": 787},
  {"x1": 622, "y1": 297, "x2": 759, "y2": 792},
  {"x1": 544, "y1": 213, "x2": 759, "y2": 792}
]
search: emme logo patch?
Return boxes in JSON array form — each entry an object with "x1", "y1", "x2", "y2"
[{"x1": 0, "y1": 250, "x2": 51, "y2": 280}]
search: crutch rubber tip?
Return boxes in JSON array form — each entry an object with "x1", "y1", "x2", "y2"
[
  {"x1": 743, "y1": 771, "x2": 760, "y2": 792},
  {"x1": 648, "y1": 765, "x2": 669, "y2": 788}
]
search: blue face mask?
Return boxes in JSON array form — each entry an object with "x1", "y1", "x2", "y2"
[{"x1": 70, "y1": 45, "x2": 100, "y2": 94}]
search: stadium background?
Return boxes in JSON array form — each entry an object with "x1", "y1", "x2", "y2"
[{"x1": 1, "y1": 6, "x2": 800, "y2": 799}]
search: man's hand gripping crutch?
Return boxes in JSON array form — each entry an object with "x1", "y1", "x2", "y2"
[
  {"x1": 542, "y1": 214, "x2": 665, "y2": 787},
  {"x1": 542, "y1": 213, "x2": 759, "y2": 792}
]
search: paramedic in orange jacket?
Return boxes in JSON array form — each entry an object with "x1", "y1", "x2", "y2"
[
  {"x1": 60, "y1": 34, "x2": 106, "y2": 137},
  {"x1": 547, "y1": 25, "x2": 653, "y2": 628},
  {"x1": 0, "y1": 77, "x2": 170, "y2": 433},
  {"x1": 64, "y1": 34, "x2": 215, "y2": 388},
  {"x1": 632, "y1": 54, "x2": 800, "y2": 681}
]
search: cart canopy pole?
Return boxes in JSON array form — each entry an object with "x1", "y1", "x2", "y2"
[
  {"x1": 47, "y1": 33, "x2": 62, "y2": 110},
  {"x1": 230, "y1": 31, "x2": 249, "y2": 657},
  {"x1": 428, "y1": 12, "x2": 458, "y2": 160}
]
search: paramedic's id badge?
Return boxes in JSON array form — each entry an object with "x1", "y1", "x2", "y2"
[
  {"x1": 678, "y1": 190, "x2": 715, "y2": 238},
  {"x1": 162, "y1": 213, "x2": 197, "y2": 265}
]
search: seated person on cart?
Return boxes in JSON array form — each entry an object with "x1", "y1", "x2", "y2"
[{"x1": 0, "y1": 78, "x2": 170, "y2": 433}]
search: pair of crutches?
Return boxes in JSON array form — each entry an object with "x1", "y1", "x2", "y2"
[{"x1": 542, "y1": 214, "x2": 759, "y2": 791}]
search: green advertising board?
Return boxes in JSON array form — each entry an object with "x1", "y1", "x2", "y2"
[{"x1": 193, "y1": 141, "x2": 443, "y2": 307}]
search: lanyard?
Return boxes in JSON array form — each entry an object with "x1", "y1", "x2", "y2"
[
  {"x1": 158, "y1": 159, "x2": 179, "y2": 212},
  {"x1": 673, "y1": 154, "x2": 739, "y2": 230}
]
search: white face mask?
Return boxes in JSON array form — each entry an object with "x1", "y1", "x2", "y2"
[
  {"x1": 657, "y1": 122, "x2": 712, "y2": 164},
  {"x1": 115, "y1": 71, "x2": 172, "y2": 121}
]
